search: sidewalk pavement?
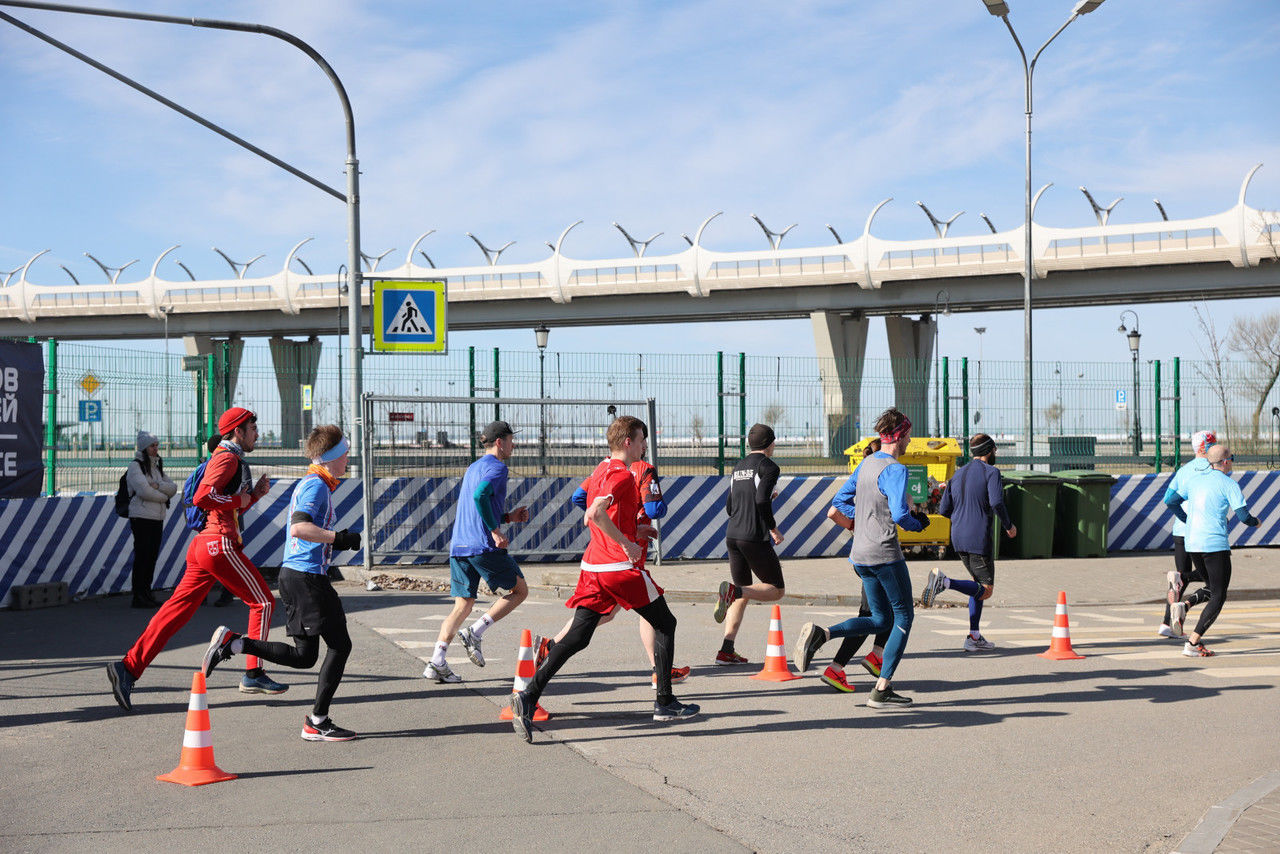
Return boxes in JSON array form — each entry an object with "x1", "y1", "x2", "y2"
[{"x1": 343, "y1": 546, "x2": 1280, "y2": 610}]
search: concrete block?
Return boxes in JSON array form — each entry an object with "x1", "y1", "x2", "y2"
[{"x1": 10, "y1": 581, "x2": 70, "y2": 610}]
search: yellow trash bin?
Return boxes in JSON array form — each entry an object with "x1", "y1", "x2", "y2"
[{"x1": 844, "y1": 437, "x2": 962, "y2": 558}]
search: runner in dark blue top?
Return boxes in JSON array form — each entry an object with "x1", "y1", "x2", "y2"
[
  {"x1": 920, "y1": 433, "x2": 1016, "y2": 651},
  {"x1": 425, "y1": 421, "x2": 530, "y2": 684}
]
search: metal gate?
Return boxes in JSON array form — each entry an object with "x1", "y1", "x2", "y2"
[{"x1": 360, "y1": 394, "x2": 657, "y2": 565}]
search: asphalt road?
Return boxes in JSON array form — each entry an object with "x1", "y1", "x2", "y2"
[{"x1": 3, "y1": 583, "x2": 1279, "y2": 852}]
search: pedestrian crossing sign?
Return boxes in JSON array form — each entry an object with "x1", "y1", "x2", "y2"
[{"x1": 373, "y1": 280, "x2": 447, "y2": 353}]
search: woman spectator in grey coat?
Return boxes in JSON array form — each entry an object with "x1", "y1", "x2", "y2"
[{"x1": 126, "y1": 431, "x2": 177, "y2": 607}]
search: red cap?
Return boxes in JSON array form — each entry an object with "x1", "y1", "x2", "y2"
[{"x1": 217, "y1": 407, "x2": 255, "y2": 435}]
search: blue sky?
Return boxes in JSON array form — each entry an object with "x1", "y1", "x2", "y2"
[{"x1": 2, "y1": 0, "x2": 1278, "y2": 365}]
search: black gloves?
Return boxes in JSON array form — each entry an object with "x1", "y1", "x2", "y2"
[
  {"x1": 332, "y1": 529, "x2": 362, "y2": 551},
  {"x1": 910, "y1": 510, "x2": 931, "y2": 530}
]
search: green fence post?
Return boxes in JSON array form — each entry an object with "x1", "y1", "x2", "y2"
[
  {"x1": 493, "y1": 347, "x2": 500, "y2": 422},
  {"x1": 468, "y1": 346, "x2": 477, "y2": 462},
  {"x1": 1173, "y1": 357, "x2": 1182, "y2": 468},
  {"x1": 961, "y1": 357, "x2": 970, "y2": 463},
  {"x1": 221, "y1": 339, "x2": 232, "y2": 412},
  {"x1": 206, "y1": 354, "x2": 216, "y2": 444},
  {"x1": 196, "y1": 366, "x2": 206, "y2": 459},
  {"x1": 738, "y1": 352, "x2": 746, "y2": 458},
  {"x1": 45, "y1": 338, "x2": 57, "y2": 495},
  {"x1": 716, "y1": 351, "x2": 725, "y2": 476},
  {"x1": 1154, "y1": 359, "x2": 1162, "y2": 474},
  {"x1": 942, "y1": 356, "x2": 950, "y2": 438}
]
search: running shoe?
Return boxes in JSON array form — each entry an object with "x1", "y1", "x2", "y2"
[
  {"x1": 423, "y1": 661, "x2": 462, "y2": 683},
  {"x1": 714, "y1": 650, "x2": 749, "y2": 666},
  {"x1": 793, "y1": 622, "x2": 827, "y2": 673},
  {"x1": 301, "y1": 715, "x2": 357, "y2": 742},
  {"x1": 1182, "y1": 641, "x2": 1215, "y2": 658},
  {"x1": 653, "y1": 698, "x2": 701, "y2": 722},
  {"x1": 860, "y1": 651, "x2": 883, "y2": 678},
  {"x1": 820, "y1": 665, "x2": 855, "y2": 693},
  {"x1": 1169, "y1": 601, "x2": 1187, "y2": 637},
  {"x1": 867, "y1": 687, "x2": 913, "y2": 709},
  {"x1": 652, "y1": 666, "x2": 691, "y2": 689},
  {"x1": 1157, "y1": 624, "x2": 1175, "y2": 639},
  {"x1": 963, "y1": 634, "x2": 996, "y2": 652},
  {"x1": 240, "y1": 670, "x2": 289, "y2": 694},
  {"x1": 202, "y1": 625, "x2": 239, "y2": 677},
  {"x1": 1167, "y1": 570, "x2": 1184, "y2": 605},
  {"x1": 713, "y1": 580, "x2": 739, "y2": 624},
  {"x1": 533, "y1": 635, "x2": 552, "y2": 668},
  {"x1": 106, "y1": 661, "x2": 135, "y2": 712},
  {"x1": 456, "y1": 627, "x2": 485, "y2": 667},
  {"x1": 511, "y1": 690, "x2": 534, "y2": 743},
  {"x1": 921, "y1": 567, "x2": 946, "y2": 608}
]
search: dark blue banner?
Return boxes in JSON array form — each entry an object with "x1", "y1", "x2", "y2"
[{"x1": 0, "y1": 341, "x2": 45, "y2": 498}]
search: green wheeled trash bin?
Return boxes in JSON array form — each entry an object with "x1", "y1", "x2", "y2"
[
  {"x1": 1053, "y1": 470, "x2": 1117, "y2": 558},
  {"x1": 995, "y1": 471, "x2": 1061, "y2": 559}
]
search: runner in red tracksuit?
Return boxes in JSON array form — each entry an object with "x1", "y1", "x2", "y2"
[{"x1": 106, "y1": 407, "x2": 286, "y2": 712}]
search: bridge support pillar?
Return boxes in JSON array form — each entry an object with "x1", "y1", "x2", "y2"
[
  {"x1": 270, "y1": 335, "x2": 322, "y2": 452},
  {"x1": 184, "y1": 335, "x2": 243, "y2": 417},
  {"x1": 884, "y1": 314, "x2": 935, "y2": 435},
  {"x1": 811, "y1": 310, "x2": 869, "y2": 457}
]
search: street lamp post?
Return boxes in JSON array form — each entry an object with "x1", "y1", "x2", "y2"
[
  {"x1": 535, "y1": 325, "x2": 549, "y2": 475},
  {"x1": 1119, "y1": 310, "x2": 1141, "y2": 455},
  {"x1": 973, "y1": 326, "x2": 986, "y2": 425},
  {"x1": 933, "y1": 290, "x2": 951, "y2": 436},
  {"x1": 981, "y1": 0, "x2": 1107, "y2": 463}
]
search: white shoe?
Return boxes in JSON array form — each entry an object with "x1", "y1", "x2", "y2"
[
  {"x1": 456, "y1": 627, "x2": 485, "y2": 667},
  {"x1": 963, "y1": 634, "x2": 996, "y2": 652},
  {"x1": 1157, "y1": 624, "x2": 1175, "y2": 639},
  {"x1": 1167, "y1": 570, "x2": 1183, "y2": 605},
  {"x1": 423, "y1": 661, "x2": 462, "y2": 683},
  {"x1": 1169, "y1": 602, "x2": 1187, "y2": 637},
  {"x1": 921, "y1": 568, "x2": 946, "y2": 608}
]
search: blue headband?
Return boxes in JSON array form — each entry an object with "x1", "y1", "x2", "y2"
[{"x1": 313, "y1": 436, "x2": 350, "y2": 464}]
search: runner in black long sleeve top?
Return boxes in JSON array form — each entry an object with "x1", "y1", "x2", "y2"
[{"x1": 714, "y1": 424, "x2": 787, "y2": 664}]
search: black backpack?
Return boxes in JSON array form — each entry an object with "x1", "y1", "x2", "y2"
[{"x1": 114, "y1": 468, "x2": 132, "y2": 518}]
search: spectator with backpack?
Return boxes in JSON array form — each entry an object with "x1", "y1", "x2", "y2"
[
  {"x1": 107, "y1": 407, "x2": 285, "y2": 712},
  {"x1": 124, "y1": 431, "x2": 176, "y2": 608}
]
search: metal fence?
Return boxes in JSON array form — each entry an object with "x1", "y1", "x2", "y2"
[
  {"x1": 361, "y1": 394, "x2": 657, "y2": 562},
  {"x1": 13, "y1": 337, "x2": 1280, "y2": 494}
]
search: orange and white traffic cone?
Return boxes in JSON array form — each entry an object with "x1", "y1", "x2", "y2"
[
  {"x1": 1038, "y1": 591, "x2": 1085, "y2": 660},
  {"x1": 157, "y1": 671, "x2": 236, "y2": 786},
  {"x1": 751, "y1": 604, "x2": 800, "y2": 682},
  {"x1": 499, "y1": 629, "x2": 551, "y2": 722}
]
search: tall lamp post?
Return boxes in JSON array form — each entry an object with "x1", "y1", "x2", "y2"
[
  {"x1": 933, "y1": 290, "x2": 951, "y2": 436},
  {"x1": 535, "y1": 325, "x2": 549, "y2": 475},
  {"x1": 973, "y1": 326, "x2": 986, "y2": 424},
  {"x1": 1118, "y1": 310, "x2": 1141, "y2": 455},
  {"x1": 981, "y1": 0, "x2": 1107, "y2": 462}
]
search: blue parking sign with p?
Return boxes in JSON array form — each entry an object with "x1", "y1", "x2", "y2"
[
  {"x1": 373, "y1": 280, "x2": 447, "y2": 353},
  {"x1": 79, "y1": 400, "x2": 102, "y2": 422}
]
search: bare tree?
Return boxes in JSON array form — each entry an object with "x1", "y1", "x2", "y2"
[
  {"x1": 1229, "y1": 310, "x2": 1280, "y2": 444},
  {"x1": 691, "y1": 414, "x2": 705, "y2": 446},
  {"x1": 1192, "y1": 304, "x2": 1232, "y2": 443},
  {"x1": 1043, "y1": 401, "x2": 1064, "y2": 434},
  {"x1": 760, "y1": 403, "x2": 786, "y2": 429}
]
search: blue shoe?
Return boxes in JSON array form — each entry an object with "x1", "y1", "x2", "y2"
[
  {"x1": 106, "y1": 661, "x2": 135, "y2": 712},
  {"x1": 239, "y1": 669, "x2": 289, "y2": 695}
]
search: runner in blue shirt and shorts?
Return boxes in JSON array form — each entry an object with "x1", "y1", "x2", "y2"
[
  {"x1": 424, "y1": 421, "x2": 530, "y2": 683},
  {"x1": 1165, "y1": 444, "x2": 1260, "y2": 657},
  {"x1": 202, "y1": 425, "x2": 362, "y2": 741}
]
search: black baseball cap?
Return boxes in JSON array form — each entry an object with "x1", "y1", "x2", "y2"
[
  {"x1": 748, "y1": 423, "x2": 776, "y2": 450},
  {"x1": 480, "y1": 420, "x2": 519, "y2": 444}
]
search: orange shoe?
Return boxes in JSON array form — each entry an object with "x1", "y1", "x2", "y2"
[
  {"x1": 651, "y1": 666, "x2": 691, "y2": 688},
  {"x1": 820, "y1": 665, "x2": 855, "y2": 693},
  {"x1": 715, "y1": 650, "x2": 749, "y2": 666},
  {"x1": 860, "y1": 651, "x2": 883, "y2": 678}
]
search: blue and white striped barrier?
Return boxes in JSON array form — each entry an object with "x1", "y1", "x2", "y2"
[{"x1": 2, "y1": 471, "x2": 1276, "y2": 607}]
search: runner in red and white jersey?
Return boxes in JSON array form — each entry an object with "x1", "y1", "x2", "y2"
[
  {"x1": 537, "y1": 454, "x2": 690, "y2": 689},
  {"x1": 510, "y1": 416, "x2": 699, "y2": 742}
]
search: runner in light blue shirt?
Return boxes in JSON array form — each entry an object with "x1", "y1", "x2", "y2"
[
  {"x1": 1157, "y1": 429, "x2": 1216, "y2": 637},
  {"x1": 1164, "y1": 444, "x2": 1260, "y2": 657}
]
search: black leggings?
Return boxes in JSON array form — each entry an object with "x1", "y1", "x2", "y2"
[
  {"x1": 832, "y1": 584, "x2": 891, "y2": 668},
  {"x1": 530, "y1": 599, "x2": 678, "y2": 704},
  {"x1": 129, "y1": 518, "x2": 163, "y2": 596},
  {"x1": 1163, "y1": 536, "x2": 1209, "y2": 625},
  {"x1": 1190, "y1": 551, "x2": 1232, "y2": 639},
  {"x1": 241, "y1": 623, "x2": 353, "y2": 717}
]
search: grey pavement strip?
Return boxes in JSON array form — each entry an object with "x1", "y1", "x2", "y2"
[{"x1": 1173, "y1": 770, "x2": 1280, "y2": 854}]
